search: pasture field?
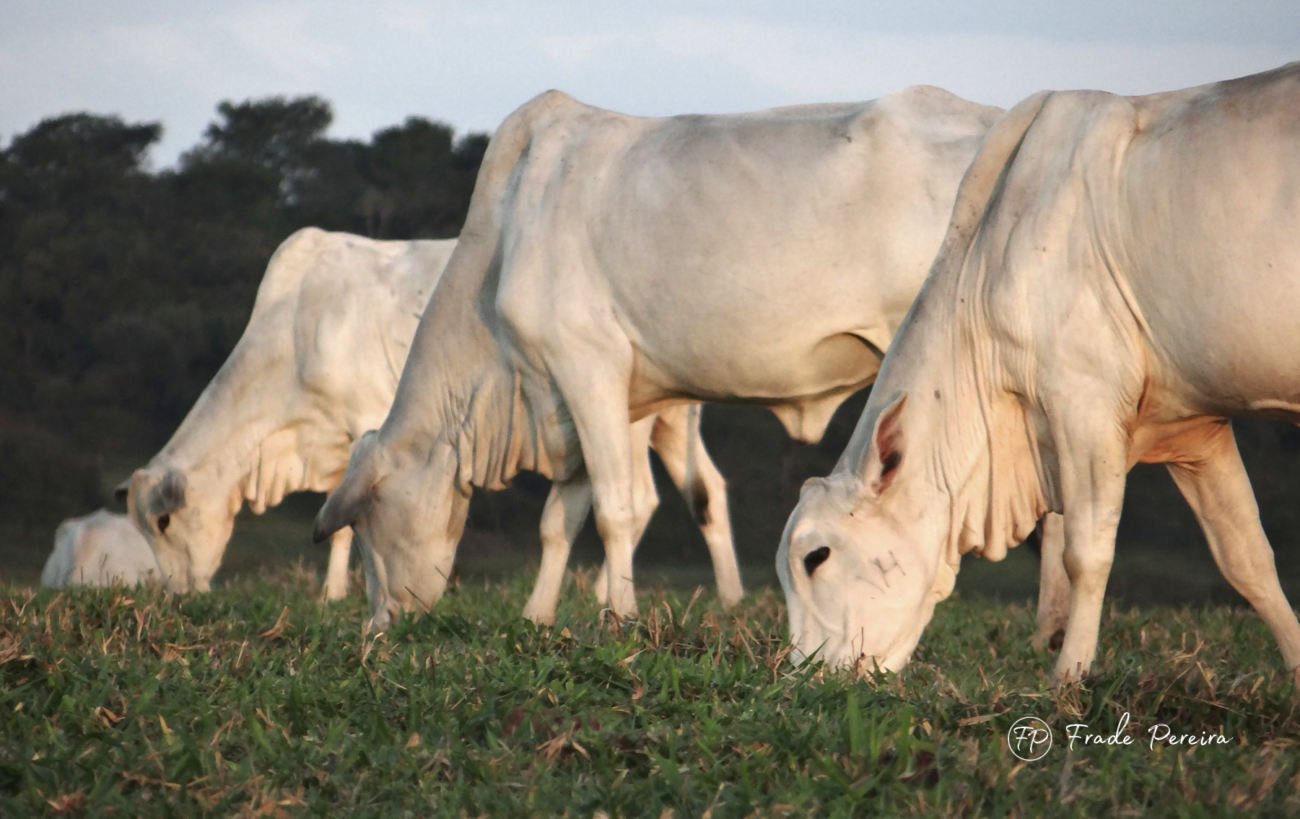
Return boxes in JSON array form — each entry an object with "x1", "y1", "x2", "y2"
[{"x1": 2, "y1": 567, "x2": 1298, "y2": 817}]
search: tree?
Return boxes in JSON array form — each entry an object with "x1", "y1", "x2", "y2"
[
  {"x1": 352, "y1": 118, "x2": 486, "y2": 239},
  {"x1": 0, "y1": 114, "x2": 165, "y2": 414},
  {"x1": 2, "y1": 113, "x2": 160, "y2": 181},
  {"x1": 181, "y1": 95, "x2": 333, "y2": 209},
  {"x1": 293, "y1": 138, "x2": 372, "y2": 233}
]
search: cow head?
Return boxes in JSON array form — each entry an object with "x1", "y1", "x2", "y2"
[
  {"x1": 777, "y1": 394, "x2": 953, "y2": 674},
  {"x1": 313, "y1": 429, "x2": 469, "y2": 630},
  {"x1": 120, "y1": 466, "x2": 232, "y2": 593}
]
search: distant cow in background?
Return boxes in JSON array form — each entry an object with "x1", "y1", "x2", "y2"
[
  {"x1": 42, "y1": 510, "x2": 159, "y2": 588},
  {"x1": 121, "y1": 228, "x2": 742, "y2": 611}
]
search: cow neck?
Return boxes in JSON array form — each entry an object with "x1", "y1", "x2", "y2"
[
  {"x1": 459, "y1": 366, "x2": 553, "y2": 492},
  {"x1": 235, "y1": 423, "x2": 355, "y2": 514},
  {"x1": 936, "y1": 224, "x2": 1050, "y2": 567},
  {"x1": 837, "y1": 233, "x2": 1047, "y2": 590},
  {"x1": 383, "y1": 259, "x2": 550, "y2": 496},
  {"x1": 151, "y1": 342, "x2": 291, "y2": 496}
]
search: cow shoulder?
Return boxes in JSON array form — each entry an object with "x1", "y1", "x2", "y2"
[
  {"x1": 490, "y1": 97, "x2": 627, "y2": 344},
  {"x1": 254, "y1": 227, "x2": 334, "y2": 311}
]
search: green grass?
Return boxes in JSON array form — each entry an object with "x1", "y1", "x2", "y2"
[{"x1": 2, "y1": 568, "x2": 1298, "y2": 816}]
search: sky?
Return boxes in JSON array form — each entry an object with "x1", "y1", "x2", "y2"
[{"x1": 2, "y1": 1, "x2": 1296, "y2": 169}]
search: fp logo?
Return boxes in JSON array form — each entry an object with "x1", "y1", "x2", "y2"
[{"x1": 1007, "y1": 716, "x2": 1053, "y2": 761}]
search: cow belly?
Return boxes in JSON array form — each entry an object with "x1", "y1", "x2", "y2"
[
  {"x1": 1142, "y1": 285, "x2": 1300, "y2": 414},
  {"x1": 629, "y1": 330, "x2": 879, "y2": 411}
]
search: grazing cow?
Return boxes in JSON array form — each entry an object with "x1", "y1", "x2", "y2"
[
  {"x1": 778, "y1": 63, "x2": 1300, "y2": 681},
  {"x1": 121, "y1": 228, "x2": 742, "y2": 612},
  {"x1": 123, "y1": 228, "x2": 451, "y2": 597},
  {"x1": 314, "y1": 86, "x2": 1004, "y2": 629},
  {"x1": 42, "y1": 510, "x2": 159, "y2": 588}
]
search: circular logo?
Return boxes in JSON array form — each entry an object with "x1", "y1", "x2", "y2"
[{"x1": 1007, "y1": 716, "x2": 1053, "y2": 761}]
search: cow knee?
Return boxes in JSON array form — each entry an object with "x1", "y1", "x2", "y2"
[
  {"x1": 594, "y1": 502, "x2": 637, "y2": 546},
  {"x1": 539, "y1": 510, "x2": 567, "y2": 549},
  {"x1": 1064, "y1": 549, "x2": 1112, "y2": 591}
]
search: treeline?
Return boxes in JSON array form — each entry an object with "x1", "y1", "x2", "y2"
[{"x1": 0, "y1": 96, "x2": 488, "y2": 530}]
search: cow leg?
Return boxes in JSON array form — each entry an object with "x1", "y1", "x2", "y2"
[
  {"x1": 594, "y1": 416, "x2": 660, "y2": 604},
  {"x1": 1164, "y1": 423, "x2": 1300, "y2": 680},
  {"x1": 321, "y1": 527, "x2": 353, "y2": 602},
  {"x1": 1051, "y1": 413, "x2": 1128, "y2": 682},
  {"x1": 544, "y1": 360, "x2": 641, "y2": 618},
  {"x1": 650, "y1": 404, "x2": 744, "y2": 607},
  {"x1": 1032, "y1": 513, "x2": 1069, "y2": 650},
  {"x1": 523, "y1": 475, "x2": 591, "y2": 625}
]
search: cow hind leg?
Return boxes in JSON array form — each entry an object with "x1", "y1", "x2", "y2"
[
  {"x1": 523, "y1": 475, "x2": 592, "y2": 625},
  {"x1": 1164, "y1": 423, "x2": 1300, "y2": 682},
  {"x1": 651, "y1": 404, "x2": 744, "y2": 607},
  {"x1": 1032, "y1": 513, "x2": 1069, "y2": 650}
]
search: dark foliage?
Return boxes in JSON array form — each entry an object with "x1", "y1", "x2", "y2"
[{"x1": 0, "y1": 97, "x2": 487, "y2": 556}]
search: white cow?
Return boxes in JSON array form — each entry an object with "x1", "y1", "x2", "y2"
[
  {"x1": 122, "y1": 229, "x2": 450, "y2": 597},
  {"x1": 313, "y1": 87, "x2": 1003, "y2": 629},
  {"x1": 121, "y1": 228, "x2": 742, "y2": 613},
  {"x1": 42, "y1": 510, "x2": 160, "y2": 588},
  {"x1": 778, "y1": 63, "x2": 1300, "y2": 682}
]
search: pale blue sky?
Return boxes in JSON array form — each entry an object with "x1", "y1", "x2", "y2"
[{"x1": 2, "y1": 1, "x2": 1295, "y2": 168}]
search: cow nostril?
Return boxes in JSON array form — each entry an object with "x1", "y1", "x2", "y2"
[
  {"x1": 803, "y1": 546, "x2": 831, "y2": 576},
  {"x1": 157, "y1": 514, "x2": 171, "y2": 534}
]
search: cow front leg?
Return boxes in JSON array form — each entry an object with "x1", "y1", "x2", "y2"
[
  {"x1": 523, "y1": 474, "x2": 592, "y2": 625},
  {"x1": 321, "y1": 527, "x2": 353, "y2": 602},
  {"x1": 1032, "y1": 513, "x2": 1069, "y2": 649},
  {"x1": 588, "y1": 442, "x2": 656, "y2": 617},
  {"x1": 651, "y1": 404, "x2": 743, "y2": 607},
  {"x1": 591, "y1": 462, "x2": 639, "y2": 620},
  {"x1": 1164, "y1": 422, "x2": 1300, "y2": 681},
  {"x1": 544, "y1": 359, "x2": 640, "y2": 619},
  {"x1": 595, "y1": 416, "x2": 659, "y2": 605},
  {"x1": 1051, "y1": 412, "x2": 1128, "y2": 682}
]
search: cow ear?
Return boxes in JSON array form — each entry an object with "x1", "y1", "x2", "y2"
[
  {"x1": 861, "y1": 393, "x2": 908, "y2": 495},
  {"x1": 153, "y1": 470, "x2": 188, "y2": 515},
  {"x1": 314, "y1": 434, "x2": 381, "y2": 543},
  {"x1": 314, "y1": 478, "x2": 371, "y2": 543}
]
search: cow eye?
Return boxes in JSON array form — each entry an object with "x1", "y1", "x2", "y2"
[
  {"x1": 803, "y1": 546, "x2": 831, "y2": 576},
  {"x1": 157, "y1": 514, "x2": 171, "y2": 534}
]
